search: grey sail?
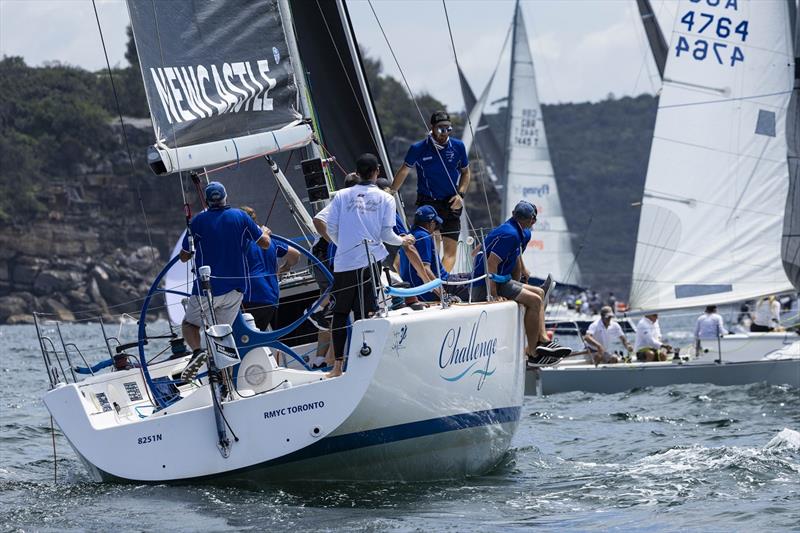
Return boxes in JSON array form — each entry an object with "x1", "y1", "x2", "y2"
[
  {"x1": 782, "y1": 2, "x2": 800, "y2": 290},
  {"x1": 635, "y1": 0, "x2": 668, "y2": 79},
  {"x1": 127, "y1": 0, "x2": 313, "y2": 174}
]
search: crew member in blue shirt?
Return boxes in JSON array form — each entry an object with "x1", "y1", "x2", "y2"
[
  {"x1": 241, "y1": 206, "x2": 300, "y2": 331},
  {"x1": 399, "y1": 205, "x2": 470, "y2": 302},
  {"x1": 472, "y1": 200, "x2": 571, "y2": 364},
  {"x1": 178, "y1": 181, "x2": 270, "y2": 380},
  {"x1": 391, "y1": 110, "x2": 470, "y2": 272}
]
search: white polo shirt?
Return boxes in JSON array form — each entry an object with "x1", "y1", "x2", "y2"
[
  {"x1": 634, "y1": 317, "x2": 662, "y2": 351},
  {"x1": 326, "y1": 183, "x2": 395, "y2": 272},
  {"x1": 586, "y1": 318, "x2": 624, "y2": 352},
  {"x1": 694, "y1": 313, "x2": 728, "y2": 339},
  {"x1": 753, "y1": 299, "x2": 780, "y2": 328}
]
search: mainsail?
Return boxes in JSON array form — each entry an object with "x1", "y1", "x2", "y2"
[
  {"x1": 782, "y1": 1, "x2": 800, "y2": 290},
  {"x1": 502, "y1": 2, "x2": 581, "y2": 285},
  {"x1": 127, "y1": 0, "x2": 395, "y2": 323},
  {"x1": 630, "y1": 0, "x2": 796, "y2": 311}
]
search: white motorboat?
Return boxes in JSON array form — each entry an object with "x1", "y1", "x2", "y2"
[{"x1": 36, "y1": 0, "x2": 526, "y2": 483}]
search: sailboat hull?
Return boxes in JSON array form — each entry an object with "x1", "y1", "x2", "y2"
[
  {"x1": 45, "y1": 302, "x2": 525, "y2": 483},
  {"x1": 527, "y1": 355, "x2": 799, "y2": 396}
]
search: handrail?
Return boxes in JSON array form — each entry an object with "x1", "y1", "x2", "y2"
[{"x1": 385, "y1": 279, "x2": 443, "y2": 298}]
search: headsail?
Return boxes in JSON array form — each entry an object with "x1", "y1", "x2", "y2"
[
  {"x1": 630, "y1": 0, "x2": 795, "y2": 311},
  {"x1": 782, "y1": 2, "x2": 800, "y2": 290},
  {"x1": 503, "y1": 2, "x2": 581, "y2": 286},
  {"x1": 126, "y1": 0, "x2": 313, "y2": 174}
]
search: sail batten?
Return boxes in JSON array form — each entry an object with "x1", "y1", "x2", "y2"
[{"x1": 630, "y1": 0, "x2": 796, "y2": 311}]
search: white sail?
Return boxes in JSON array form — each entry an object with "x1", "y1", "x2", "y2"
[
  {"x1": 630, "y1": 0, "x2": 795, "y2": 311},
  {"x1": 503, "y1": 3, "x2": 581, "y2": 285}
]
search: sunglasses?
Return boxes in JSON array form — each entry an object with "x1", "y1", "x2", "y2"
[{"x1": 435, "y1": 125, "x2": 453, "y2": 135}]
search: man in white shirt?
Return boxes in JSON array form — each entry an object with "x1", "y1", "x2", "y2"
[
  {"x1": 751, "y1": 295, "x2": 781, "y2": 332},
  {"x1": 694, "y1": 305, "x2": 729, "y2": 351},
  {"x1": 325, "y1": 154, "x2": 415, "y2": 377},
  {"x1": 584, "y1": 306, "x2": 633, "y2": 364},
  {"x1": 634, "y1": 313, "x2": 671, "y2": 362}
]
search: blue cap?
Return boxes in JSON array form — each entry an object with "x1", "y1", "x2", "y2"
[
  {"x1": 205, "y1": 181, "x2": 227, "y2": 205},
  {"x1": 512, "y1": 200, "x2": 537, "y2": 220},
  {"x1": 415, "y1": 205, "x2": 443, "y2": 226}
]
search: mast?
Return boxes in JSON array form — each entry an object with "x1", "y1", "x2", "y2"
[
  {"x1": 501, "y1": 1, "x2": 520, "y2": 220},
  {"x1": 635, "y1": 0, "x2": 668, "y2": 79}
]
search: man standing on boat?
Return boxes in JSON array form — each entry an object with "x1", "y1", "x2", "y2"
[
  {"x1": 694, "y1": 305, "x2": 729, "y2": 352},
  {"x1": 178, "y1": 182, "x2": 271, "y2": 380},
  {"x1": 326, "y1": 154, "x2": 416, "y2": 378},
  {"x1": 584, "y1": 306, "x2": 633, "y2": 365},
  {"x1": 390, "y1": 110, "x2": 470, "y2": 272},
  {"x1": 471, "y1": 200, "x2": 572, "y2": 364}
]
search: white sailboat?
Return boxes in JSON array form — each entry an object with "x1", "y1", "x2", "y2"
[
  {"x1": 530, "y1": 0, "x2": 799, "y2": 395},
  {"x1": 36, "y1": 0, "x2": 525, "y2": 483},
  {"x1": 456, "y1": 1, "x2": 581, "y2": 288}
]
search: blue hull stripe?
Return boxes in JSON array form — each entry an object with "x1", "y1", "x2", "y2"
[{"x1": 266, "y1": 405, "x2": 522, "y2": 467}]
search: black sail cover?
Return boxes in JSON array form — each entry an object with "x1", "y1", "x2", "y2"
[
  {"x1": 782, "y1": 4, "x2": 800, "y2": 290},
  {"x1": 127, "y1": 0, "x2": 299, "y2": 148}
]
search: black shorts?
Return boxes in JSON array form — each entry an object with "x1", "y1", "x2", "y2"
[
  {"x1": 241, "y1": 302, "x2": 277, "y2": 331},
  {"x1": 470, "y1": 279, "x2": 526, "y2": 302},
  {"x1": 332, "y1": 265, "x2": 378, "y2": 318},
  {"x1": 417, "y1": 195, "x2": 462, "y2": 239}
]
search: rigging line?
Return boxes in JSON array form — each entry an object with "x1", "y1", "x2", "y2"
[
  {"x1": 91, "y1": 0, "x2": 159, "y2": 275},
  {"x1": 314, "y1": 0, "x2": 381, "y2": 152},
  {"x1": 366, "y1": 0, "x2": 428, "y2": 128},
  {"x1": 440, "y1": 0, "x2": 494, "y2": 231}
]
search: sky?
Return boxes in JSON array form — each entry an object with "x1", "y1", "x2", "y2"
[{"x1": 0, "y1": 0, "x2": 679, "y2": 111}]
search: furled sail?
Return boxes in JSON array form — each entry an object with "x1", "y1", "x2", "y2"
[
  {"x1": 630, "y1": 0, "x2": 796, "y2": 311},
  {"x1": 126, "y1": 0, "x2": 313, "y2": 174},
  {"x1": 782, "y1": 2, "x2": 800, "y2": 290},
  {"x1": 503, "y1": 1, "x2": 581, "y2": 286}
]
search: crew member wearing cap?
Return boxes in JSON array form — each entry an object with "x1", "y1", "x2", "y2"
[
  {"x1": 240, "y1": 206, "x2": 300, "y2": 331},
  {"x1": 326, "y1": 154, "x2": 416, "y2": 378},
  {"x1": 472, "y1": 201, "x2": 572, "y2": 363},
  {"x1": 398, "y1": 205, "x2": 469, "y2": 302},
  {"x1": 178, "y1": 181, "x2": 271, "y2": 380},
  {"x1": 584, "y1": 306, "x2": 633, "y2": 365},
  {"x1": 390, "y1": 110, "x2": 470, "y2": 272}
]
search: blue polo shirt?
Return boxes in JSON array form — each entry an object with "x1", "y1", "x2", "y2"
[
  {"x1": 394, "y1": 213, "x2": 408, "y2": 235},
  {"x1": 399, "y1": 225, "x2": 448, "y2": 301},
  {"x1": 403, "y1": 136, "x2": 469, "y2": 200},
  {"x1": 181, "y1": 206, "x2": 264, "y2": 296},
  {"x1": 472, "y1": 218, "x2": 530, "y2": 281},
  {"x1": 243, "y1": 239, "x2": 289, "y2": 305}
]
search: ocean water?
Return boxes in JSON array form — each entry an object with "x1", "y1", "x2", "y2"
[{"x1": 1, "y1": 323, "x2": 798, "y2": 532}]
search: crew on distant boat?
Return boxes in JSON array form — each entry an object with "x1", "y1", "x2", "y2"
[
  {"x1": 471, "y1": 200, "x2": 572, "y2": 364},
  {"x1": 178, "y1": 182, "x2": 271, "y2": 381},
  {"x1": 634, "y1": 313, "x2": 672, "y2": 362},
  {"x1": 390, "y1": 110, "x2": 470, "y2": 272},
  {"x1": 399, "y1": 205, "x2": 470, "y2": 303},
  {"x1": 694, "y1": 305, "x2": 729, "y2": 351},
  {"x1": 751, "y1": 295, "x2": 781, "y2": 332},
  {"x1": 584, "y1": 306, "x2": 633, "y2": 364},
  {"x1": 325, "y1": 153, "x2": 416, "y2": 378},
  {"x1": 240, "y1": 206, "x2": 300, "y2": 331}
]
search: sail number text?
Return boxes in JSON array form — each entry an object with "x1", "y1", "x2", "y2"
[
  {"x1": 675, "y1": 0, "x2": 748, "y2": 67},
  {"x1": 137, "y1": 434, "x2": 163, "y2": 445}
]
